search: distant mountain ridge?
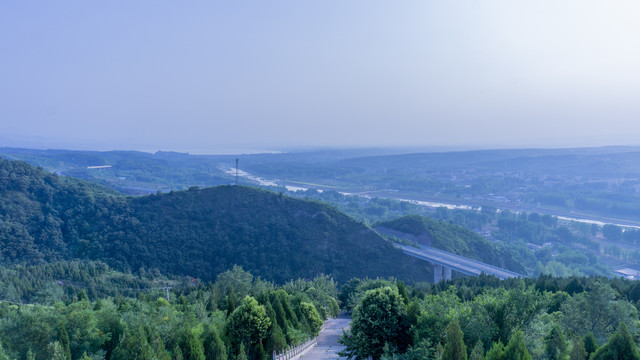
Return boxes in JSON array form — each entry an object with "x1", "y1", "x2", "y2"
[{"x1": 0, "y1": 158, "x2": 433, "y2": 283}]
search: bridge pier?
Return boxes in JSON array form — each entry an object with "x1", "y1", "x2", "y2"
[
  {"x1": 433, "y1": 264, "x2": 453, "y2": 283},
  {"x1": 434, "y1": 265, "x2": 442, "y2": 283},
  {"x1": 444, "y1": 267, "x2": 452, "y2": 281}
]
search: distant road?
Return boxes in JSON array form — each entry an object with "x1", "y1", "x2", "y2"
[
  {"x1": 300, "y1": 315, "x2": 351, "y2": 360},
  {"x1": 399, "y1": 244, "x2": 525, "y2": 280},
  {"x1": 364, "y1": 190, "x2": 640, "y2": 229}
]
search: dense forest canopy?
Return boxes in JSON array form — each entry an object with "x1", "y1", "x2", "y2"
[{"x1": 0, "y1": 158, "x2": 433, "y2": 283}]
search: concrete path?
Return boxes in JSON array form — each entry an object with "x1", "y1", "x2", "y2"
[{"x1": 299, "y1": 314, "x2": 351, "y2": 360}]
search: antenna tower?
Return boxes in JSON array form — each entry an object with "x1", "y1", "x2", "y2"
[
  {"x1": 162, "y1": 286, "x2": 172, "y2": 301},
  {"x1": 235, "y1": 158, "x2": 239, "y2": 185}
]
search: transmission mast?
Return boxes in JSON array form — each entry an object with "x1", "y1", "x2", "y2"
[
  {"x1": 162, "y1": 286, "x2": 172, "y2": 301},
  {"x1": 235, "y1": 158, "x2": 239, "y2": 185}
]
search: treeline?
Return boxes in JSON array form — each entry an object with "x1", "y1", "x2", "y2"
[
  {"x1": 340, "y1": 275, "x2": 640, "y2": 360},
  {"x1": 0, "y1": 266, "x2": 339, "y2": 360},
  {"x1": 0, "y1": 260, "x2": 179, "y2": 304}
]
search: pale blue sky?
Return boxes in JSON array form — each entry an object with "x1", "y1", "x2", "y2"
[{"x1": 2, "y1": 1, "x2": 640, "y2": 153}]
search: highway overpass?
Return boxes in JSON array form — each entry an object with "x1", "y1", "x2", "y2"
[{"x1": 398, "y1": 244, "x2": 525, "y2": 282}]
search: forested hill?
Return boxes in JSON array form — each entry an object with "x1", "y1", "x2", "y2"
[
  {"x1": 375, "y1": 215, "x2": 526, "y2": 273},
  {"x1": 0, "y1": 158, "x2": 125, "y2": 263},
  {"x1": 0, "y1": 158, "x2": 433, "y2": 283}
]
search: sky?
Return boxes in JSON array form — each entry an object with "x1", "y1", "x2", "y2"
[{"x1": 2, "y1": 1, "x2": 640, "y2": 154}]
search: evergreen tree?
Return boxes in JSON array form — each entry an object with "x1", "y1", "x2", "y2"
[
  {"x1": 591, "y1": 323, "x2": 640, "y2": 360},
  {"x1": 204, "y1": 326, "x2": 228, "y2": 360},
  {"x1": 0, "y1": 343, "x2": 11, "y2": 360},
  {"x1": 503, "y1": 331, "x2": 531, "y2": 360},
  {"x1": 545, "y1": 326, "x2": 567, "y2": 360},
  {"x1": 485, "y1": 342, "x2": 505, "y2": 360},
  {"x1": 187, "y1": 326, "x2": 206, "y2": 360},
  {"x1": 583, "y1": 333, "x2": 598, "y2": 358},
  {"x1": 58, "y1": 325, "x2": 72, "y2": 360},
  {"x1": 251, "y1": 343, "x2": 266, "y2": 360},
  {"x1": 227, "y1": 288, "x2": 238, "y2": 317},
  {"x1": 397, "y1": 281, "x2": 409, "y2": 305},
  {"x1": 442, "y1": 319, "x2": 467, "y2": 360},
  {"x1": 470, "y1": 342, "x2": 484, "y2": 360},
  {"x1": 237, "y1": 344, "x2": 247, "y2": 360},
  {"x1": 569, "y1": 338, "x2": 588, "y2": 360},
  {"x1": 50, "y1": 342, "x2": 67, "y2": 360},
  {"x1": 173, "y1": 345, "x2": 184, "y2": 360},
  {"x1": 265, "y1": 324, "x2": 286, "y2": 356}
]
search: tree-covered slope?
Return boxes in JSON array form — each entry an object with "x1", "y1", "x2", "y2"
[
  {"x1": 0, "y1": 158, "x2": 433, "y2": 283},
  {"x1": 0, "y1": 158, "x2": 125, "y2": 263},
  {"x1": 375, "y1": 215, "x2": 525, "y2": 273}
]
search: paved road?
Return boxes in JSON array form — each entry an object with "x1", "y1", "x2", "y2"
[
  {"x1": 399, "y1": 244, "x2": 524, "y2": 280},
  {"x1": 300, "y1": 315, "x2": 351, "y2": 360}
]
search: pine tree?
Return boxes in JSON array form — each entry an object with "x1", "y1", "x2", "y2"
[
  {"x1": 204, "y1": 326, "x2": 228, "y2": 360},
  {"x1": 485, "y1": 342, "x2": 505, "y2": 360},
  {"x1": 237, "y1": 344, "x2": 248, "y2": 360},
  {"x1": 545, "y1": 326, "x2": 567, "y2": 360},
  {"x1": 50, "y1": 342, "x2": 67, "y2": 360},
  {"x1": 0, "y1": 342, "x2": 11, "y2": 360},
  {"x1": 470, "y1": 342, "x2": 484, "y2": 360},
  {"x1": 503, "y1": 331, "x2": 531, "y2": 360},
  {"x1": 252, "y1": 343, "x2": 266, "y2": 360},
  {"x1": 397, "y1": 281, "x2": 409, "y2": 305},
  {"x1": 583, "y1": 333, "x2": 598, "y2": 358},
  {"x1": 569, "y1": 338, "x2": 588, "y2": 360},
  {"x1": 591, "y1": 323, "x2": 640, "y2": 360},
  {"x1": 227, "y1": 288, "x2": 238, "y2": 317},
  {"x1": 173, "y1": 345, "x2": 184, "y2": 360},
  {"x1": 58, "y1": 325, "x2": 72, "y2": 360},
  {"x1": 443, "y1": 319, "x2": 467, "y2": 360}
]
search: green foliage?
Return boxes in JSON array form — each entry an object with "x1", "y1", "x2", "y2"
[
  {"x1": 298, "y1": 302, "x2": 323, "y2": 337},
  {"x1": 591, "y1": 323, "x2": 640, "y2": 360},
  {"x1": 442, "y1": 319, "x2": 467, "y2": 360},
  {"x1": 49, "y1": 342, "x2": 67, "y2": 360},
  {"x1": 545, "y1": 326, "x2": 566, "y2": 360},
  {"x1": 57, "y1": 325, "x2": 71, "y2": 360},
  {"x1": 0, "y1": 158, "x2": 433, "y2": 284},
  {"x1": 470, "y1": 342, "x2": 484, "y2": 360},
  {"x1": 0, "y1": 268, "x2": 337, "y2": 360},
  {"x1": 561, "y1": 281, "x2": 638, "y2": 344},
  {"x1": 225, "y1": 296, "x2": 271, "y2": 356},
  {"x1": 203, "y1": 326, "x2": 227, "y2": 360},
  {"x1": 583, "y1": 332, "x2": 598, "y2": 357},
  {"x1": 485, "y1": 342, "x2": 505, "y2": 360},
  {"x1": 502, "y1": 331, "x2": 531, "y2": 360},
  {"x1": 340, "y1": 287, "x2": 410, "y2": 360},
  {"x1": 375, "y1": 215, "x2": 524, "y2": 273},
  {"x1": 569, "y1": 338, "x2": 588, "y2": 360},
  {"x1": 0, "y1": 343, "x2": 11, "y2": 360},
  {"x1": 236, "y1": 344, "x2": 247, "y2": 360}
]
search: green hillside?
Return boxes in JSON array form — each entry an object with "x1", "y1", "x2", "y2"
[
  {"x1": 0, "y1": 158, "x2": 432, "y2": 283},
  {"x1": 375, "y1": 215, "x2": 525, "y2": 273}
]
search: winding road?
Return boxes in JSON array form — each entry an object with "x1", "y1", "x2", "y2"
[{"x1": 299, "y1": 314, "x2": 351, "y2": 360}]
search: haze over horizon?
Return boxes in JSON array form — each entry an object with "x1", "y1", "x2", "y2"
[{"x1": 2, "y1": 1, "x2": 640, "y2": 153}]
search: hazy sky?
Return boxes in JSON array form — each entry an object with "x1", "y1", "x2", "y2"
[{"x1": 2, "y1": 1, "x2": 640, "y2": 153}]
